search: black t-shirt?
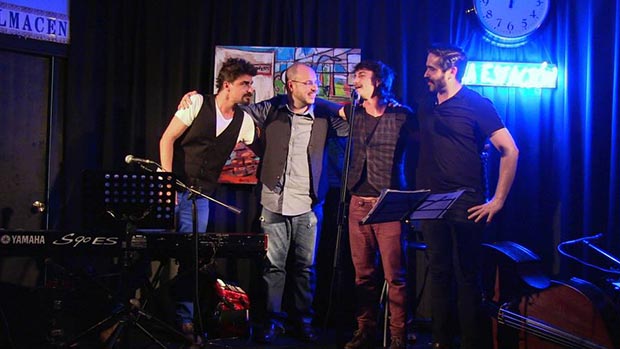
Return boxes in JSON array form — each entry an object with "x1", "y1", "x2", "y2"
[
  {"x1": 351, "y1": 113, "x2": 381, "y2": 196},
  {"x1": 416, "y1": 86, "x2": 504, "y2": 219}
]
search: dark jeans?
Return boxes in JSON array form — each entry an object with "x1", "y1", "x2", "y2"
[
  {"x1": 260, "y1": 207, "x2": 320, "y2": 325},
  {"x1": 422, "y1": 219, "x2": 486, "y2": 349},
  {"x1": 348, "y1": 195, "x2": 407, "y2": 338}
]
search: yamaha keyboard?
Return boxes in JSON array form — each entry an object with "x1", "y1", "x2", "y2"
[{"x1": 0, "y1": 230, "x2": 267, "y2": 258}]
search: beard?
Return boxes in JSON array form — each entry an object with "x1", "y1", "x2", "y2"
[
  {"x1": 293, "y1": 91, "x2": 316, "y2": 108},
  {"x1": 239, "y1": 93, "x2": 253, "y2": 105},
  {"x1": 305, "y1": 93, "x2": 316, "y2": 104},
  {"x1": 427, "y1": 78, "x2": 446, "y2": 94}
]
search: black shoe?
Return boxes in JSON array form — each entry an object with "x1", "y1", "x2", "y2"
[
  {"x1": 407, "y1": 331, "x2": 417, "y2": 343},
  {"x1": 254, "y1": 321, "x2": 284, "y2": 344},
  {"x1": 344, "y1": 329, "x2": 374, "y2": 349},
  {"x1": 298, "y1": 323, "x2": 318, "y2": 342}
]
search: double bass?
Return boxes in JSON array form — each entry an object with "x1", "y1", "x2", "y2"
[{"x1": 483, "y1": 241, "x2": 620, "y2": 349}]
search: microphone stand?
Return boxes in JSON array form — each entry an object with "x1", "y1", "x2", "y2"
[
  {"x1": 582, "y1": 235, "x2": 620, "y2": 268},
  {"x1": 324, "y1": 91, "x2": 359, "y2": 335},
  {"x1": 134, "y1": 160, "x2": 241, "y2": 215},
  {"x1": 132, "y1": 159, "x2": 242, "y2": 343}
]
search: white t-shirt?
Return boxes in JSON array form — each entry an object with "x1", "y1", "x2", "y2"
[{"x1": 174, "y1": 94, "x2": 255, "y2": 144}]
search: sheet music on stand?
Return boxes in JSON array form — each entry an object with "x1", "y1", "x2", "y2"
[
  {"x1": 360, "y1": 189, "x2": 465, "y2": 225},
  {"x1": 410, "y1": 190, "x2": 466, "y2": 220}
]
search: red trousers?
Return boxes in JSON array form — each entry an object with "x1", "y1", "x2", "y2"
[{"x1": 348, "y1": 195, "x2": 407, "y2": 338}]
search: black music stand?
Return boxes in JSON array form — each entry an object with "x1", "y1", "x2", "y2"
[
  {"x1": 360, "y1": 188, "x2": 465, "y2": 225},
  {"x1": 82, "y1": 171, "x2": 176, "y2": 231},
  {"x1": 69, "y1": 171, "x2": 189, "y2": 348}
]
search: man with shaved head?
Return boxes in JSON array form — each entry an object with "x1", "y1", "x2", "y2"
[{"x1": 246, "y1": 62, "x2": 349, "y2": 343}]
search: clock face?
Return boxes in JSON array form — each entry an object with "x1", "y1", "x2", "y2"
[{"x1": 474, "y1": 0, "x2": 550, "y2": 41}]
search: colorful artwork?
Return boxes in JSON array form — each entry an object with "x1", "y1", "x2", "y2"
[{"x1": 214, "y1": 46, "x2": 361, "y2": 185}]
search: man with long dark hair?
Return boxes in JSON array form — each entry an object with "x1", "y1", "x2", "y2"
[{"x1": 343, "y1": 60, "x2": 418, "y2": 349}]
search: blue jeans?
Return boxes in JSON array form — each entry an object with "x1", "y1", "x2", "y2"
[
  {"x1": 174, "y1": 190, "x2": 210, "y2": 325},
  {"x1": 261, "y1": 207, "x2": 320, "y2": 325},
  {"x1": 176, "y1": 190, "x2": 210, "y2": 233}
]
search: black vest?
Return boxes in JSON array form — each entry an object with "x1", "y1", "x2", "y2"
[
  {"x1": 347, "y1": 106, "x2": 412, "y2": 193},
  {"x1": 173, "y1": 95, "x2": 244, "y2": 195}
]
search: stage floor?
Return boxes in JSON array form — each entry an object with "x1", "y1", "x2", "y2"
[{"x1": 206, "y1": 330, "x2": 432, "y2": 348}]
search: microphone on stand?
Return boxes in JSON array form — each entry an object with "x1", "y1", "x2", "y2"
[
  {"x1": 125, "y1": 154, "x2": 155, "y2": 165},
  {"x1": 351, "y1": 89, "x2": 360, "y2": 105}
]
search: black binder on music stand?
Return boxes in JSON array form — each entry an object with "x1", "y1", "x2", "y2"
[{"x1": 361, "y1": 189, "x2": 466, "y2": 225}]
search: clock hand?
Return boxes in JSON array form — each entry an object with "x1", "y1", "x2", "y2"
[{"x1": 509, "y1": 0, "x2": 514, "y2": 8}]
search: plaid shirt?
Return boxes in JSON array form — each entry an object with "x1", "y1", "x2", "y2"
[{"x1": 346, "y1": 105, "x2": 418, "y2": 195}]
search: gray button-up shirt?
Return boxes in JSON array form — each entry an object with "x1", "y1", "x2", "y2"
[{"x1": 261, "y1": 105, "x2": 314, "y2": 215}]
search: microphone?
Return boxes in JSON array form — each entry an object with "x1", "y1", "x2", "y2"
[
  {"x1": 125, "y1": 154, "x2": 155, "y2": 165},
  {"x1": 351, "y1": 89, "x2": 360, "y2": 103},
  {"x1": 583, "y1": 233, "x2": 603, "y2": 241}
]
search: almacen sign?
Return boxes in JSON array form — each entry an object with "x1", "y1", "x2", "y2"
[{"x1": 0, "y1": 1, "x2": 69, "y2": 44}]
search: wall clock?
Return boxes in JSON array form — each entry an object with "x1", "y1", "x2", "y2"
[{"x1": 473, "y1": 0, "x2": 550, "y2": 46}]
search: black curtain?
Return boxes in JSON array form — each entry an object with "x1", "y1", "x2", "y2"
[{"x1": 64, "y1": 0, "x2": 620, "y2": 283}]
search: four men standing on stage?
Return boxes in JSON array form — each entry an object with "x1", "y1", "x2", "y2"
[{"x1": 163, "y1": 44, "x2": 518, "y2": 348}]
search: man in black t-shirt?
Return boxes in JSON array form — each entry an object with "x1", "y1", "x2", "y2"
[{"x1": 417, "y1": 44, "x2": 519, "y2": 349}]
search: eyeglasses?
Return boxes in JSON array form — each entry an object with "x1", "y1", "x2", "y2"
[{"x1": 289, "y1": 79, "x2": 321, "y2": 87}]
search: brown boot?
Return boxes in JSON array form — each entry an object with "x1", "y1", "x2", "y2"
[
  {"x1": 99, "y1": 321, "x2": 119, "y2": 344},
  {"x1": 390, "y1": 336, "x2": 406, "y2": 349},
  {"x1": 344, "y1": 329, "x2": 375, "y2": 349}
]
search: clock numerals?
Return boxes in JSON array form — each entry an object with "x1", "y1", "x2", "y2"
[
  {"x1": 493, "y1": 17, "x2": 501, "y2": 29},
  {"x1": 521, "y1": 18, "x2": 529, "y2": 30},
  {"x1": 490, "y1": 17, "x2": 530, "y2": 35},
  {"x1": 474, "y1": 0, "x2": 550, "y2": 43}
]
